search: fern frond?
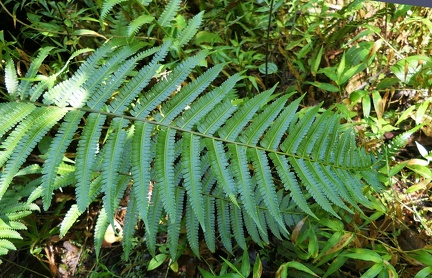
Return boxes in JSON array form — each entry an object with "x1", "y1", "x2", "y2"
[
  {"x1": 123, "y1": 194, "x2": 138, "y2": 257},
  {"x1": 281, "y1": 105, "x2": 321, "y2": 154},
  {"x1": 102, "y1": 118, "x2": 129, "y2": 222},
  {"x1": 155, "y1": 127, "x2": 177, "y2": 222},
  {"x1": 159, "y1": 64, "x2": 224, "y2": 124},
  {"x1": 197, "y1": 100, "x2": 238, "y2": 135},
  {"x1": 42, "y1": 110, "x2": 84, "y2": 209},
  {"x1": 177, "y1": 73, "x2": 241, "y2": 129},
  {"x1": 242, "y1": 206, "x2": 264, "y2": 246},
  {"x1": 5, "y1": 59, "x2": 18, "y2": 97},
  {"x1": 167, "y1": 188, "x2": 184, "y2": 259},
  {"x1": 289, "y1": 157, "x2": 339, "y2": 218},
  {"x1": 109, "y1": 41, "x2": 172, "y2": 114},
  {"x1": 239, "y1": 92, "x2": 288, "y2": 145},
  {"x1": 218, "y1": 89, "x2": 273, "y2": 141},
  {"x1": 75, "y1": 113, "x2": 107, "y2": 211},
  {"x1": 17, "y1": 47, "x2": 55, "y2": 99},
  {"x1": 131, "y1": 121, "x2": 153, "y2": 230},
  {"x1": 229, "y1": 145, "x2": 262, "y2": 232},
  {"x1": 157, "y1": 0, "x2": 182, "y2": 27},
  {"x1": 146, "y1": 186, "x2": 164, "y2": 256},
  {"x1": 0, "y1": 229, "x2": 22, "y2": 240},
  {"x1": 203, "y1": 195, "x2": 216, "y2": 252},
  {"x1": 260, "y1": 96, "x2": 302, "y2": 149},
  {"x1": 94, "y1": 207, "x2": 109, "y2": 258},
  {"x1": 185, "y1": 200, "x2": 200, "y2": 257},
  {"x1": 0, "y1": 103, "x2": 35, "y2": 140},
  {"x1": 132, "y1": 50, "x2": 208, "y2": 118},
  {"x1": 230, "y1": 203, "x2": 246, "y2": 250},
  {"x1": 127, "y1": 14, "x2": 155, "y2": 37},
  {"x1": 60, "y1": 204, "x2": 83, "y2": 237},
  {"x1": 0, "y1": 107, "x2": 66, "y2": 199},
  {"x1": 181, "y1": 133, "x2": 205, "y2": 229},
  {"x1": 269, "y1": 153, "x2": 317, "y2": 218},
  {"x1": 248, "y1": 148, "x2": 287, "y2": 234},
  {"x1": 205, "y1": 139, "x2": 237, "y2": 205},
  {"x1": 0, "y1": 31, "x2": 385, "y2": 260},
  {"x1": 100, "y1": 0, "x2": 127, "y2": 23},
  {"x1": 217, "y1": 197, "x2": 233, "y2": 253},
  {"x1": 176, "y1": 11, "x2": 204, "y2": 47}
]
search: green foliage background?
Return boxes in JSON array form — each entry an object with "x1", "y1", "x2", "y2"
[{"x1": 1, "y1": 0, "x2": 432, "y2": 277}]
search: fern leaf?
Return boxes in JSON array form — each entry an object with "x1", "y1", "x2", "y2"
[
  {"x1": 230, "y1": 203, "x2": 246, "y2": 250},
  {"x1": 17, "y1": 47, "x2": 55, "y2": 99},
  {"x1": 75, "y1": 113, "x2": 107, "y2": 211},
  {"x1": 60, "y1": 177, "x2": 103, "y2": 237},
  {"x1": 155, "y1": 127, "x2": 177, "y2": 222},
  {"x1": 94, "y1": 207, "x2": 109, "y2": 258},
  {"x1": 42, "y1": 110, "x2": 84, "y2": 209},
  {"x1": 176, "y1": 11, "x2": 204, "y2": 47},
  {"x1": 60, "y1": 204, "x2": 83, "y2": 237},
  {"x1": 159, "y1": 64, "x2": 224, "y2": 124},
  {"x1": 306, "y1": 161, "x2": 353, "y2": 213},
  {"x1": 127, "y1": 14, "x2": 155, "y2": 37},
  {"x1": 157, "y1": 0, "x2": 181, "y2": 27},
  {"x1": 0, "y1": 103, "x2": 35, "y2": 140},
  {"x1": 102, "y1": 118, "x2": 129, "y2": 223},
  {"x1": 181, "y1": 133, "x2": 205, "y2": 229},
  {"x1": 86, "y1": 50, "x2": 145, "y2": 111},
  {"x1": 219, "y1": 89, "x2": 273, "y2": 141},
  {"x1": 177, "y1": 73, "x2": 241, "y2": 129},
  {"x1": 0, "y1": 107, "x2": 66, "y2": 200},
  {"x1": 297, "y1": 110, "x2": 336, "y2": 157},
  {"x1": 260, "y1": 96, "x2": 302, "y2": 149},
  {"x1": 269, "y1": 153, "x2": 317, "y2": 219},
  {"x1": 146, "y1": 186, "x2": 164, "y2": 256},
  {"x1": 205, "y1": 139, "x2": 237, "y2": 205},
  {"x1": 216, "y1": 198, "x2": 233, "y2": 253},
  {"x1": 242, "y1": 207, "x2": 264, "y2": 247},
  {"x1": 0, "y1": 104, "x2": 39, "y2": 167},
  {"x1": 0, "y1": 229, "x2": 22, "y2": 239},
  {"x1": 264, "y1": 205, "x2": 283, "y2": 240},
  {"x1": 109, "y1": 40, "x2": 172, "y2": 114},
  {"x1": 279, "y1": 192, "x2": 303, "y2": 227},
  {"x1": 197, "y1": 100, "x2": 237, "y2": 135},
  {"x1": 123, "y1": 194, "x2": 138, "y2": 257},
  {"x1": 203, "y1": 195, "x2": 216, "y2": 252},
  {"x1": 334, "y1": 130, "x2": 352, "y2": 167},
  {"x1": 139, "y1": 0, "x2": 152, "y2": 5},
  {"x1": 100, "y1": 0, "x2": 127, "y2": 22},
  {"x1": 336, "y1": 168, "x2": 374, "y2": 205},
  {"x1": 360, "y1": 169, "x2": 383, "y2": 192},
  {"x1": 281, "y1": 105, "x2": 321, "y2": 154},
  {"x1": 185, "y1": 200, "x2": 200, "y2": 257},
  {"x1": 132, "y1": 51, "x2": 207, "y2": 118},
  {"x1": 289, "y1": 157, "x2": 339, "y2": 218},
  {"x1": 256, "y1": 204, "x2": 269, "y2": 243},
  {"x1": 310, "y1": 114, "x2": 339, "y2": 161},
  {"x1": 239, "y1": 93, "x2": 288, "y2": 145},
  {"x1": 229, "y1": 144, "x2": 263, "y2": 232},
  {"x1": 248, "y1": 148, "x2": 287, "y2": 234},
  {"x1": 168, "y1": 188, "x2": 184, "y2": 259},
  {"x1": 131, "y1": 121, "x2": 154, "y2": 229},
  {"x1": 5, "y1": 59, "x2": 18, "y2": 96},
  {"x1": 0, "y1": 239, "x2": 16, "y2": 251}
]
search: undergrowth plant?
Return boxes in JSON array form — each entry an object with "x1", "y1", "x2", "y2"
[
  {"x1": 2, "y1": 0, "x2": 432, "y2": 277},
  {"x1": 0, "y1": 1, "x2": 386, "y2": 265}
]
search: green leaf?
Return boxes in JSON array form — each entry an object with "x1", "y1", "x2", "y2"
[
  {"x1": 343, "y1": 249, "x2": 383, "y2": 263},
  {"x1": 148, "y1": 254, "x2": 168, "y2": 271},
  {"x1": 306, "y1": 81, "x2": 339, "y2": 92}
]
